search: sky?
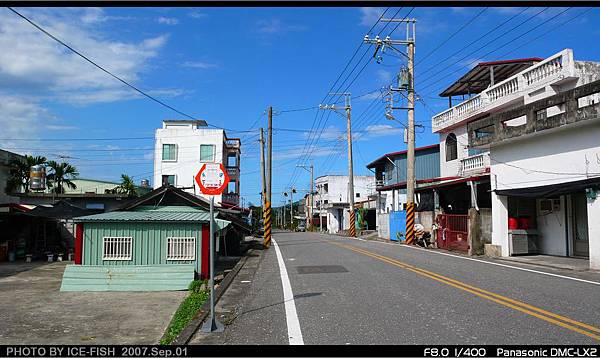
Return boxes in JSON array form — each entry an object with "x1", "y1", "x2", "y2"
[{"x1": 0, "y1": 6, "x2": 598, "y2": 207}]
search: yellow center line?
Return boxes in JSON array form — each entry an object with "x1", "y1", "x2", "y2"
[{"x1": 327, "y1": 240, "x2": 600, "y2": 341}]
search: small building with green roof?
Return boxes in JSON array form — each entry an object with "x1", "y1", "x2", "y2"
[{"x1": 60, "y1": 185, "x2": 250, "y2": 292}]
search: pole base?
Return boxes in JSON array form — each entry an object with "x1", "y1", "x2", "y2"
[{"x1": 201, "y1": 317, "x2": 224, "y2": 333}]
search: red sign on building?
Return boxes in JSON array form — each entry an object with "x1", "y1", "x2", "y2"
[{"x1": 195, "y1": 163, "x2": 230, "y2": 195}]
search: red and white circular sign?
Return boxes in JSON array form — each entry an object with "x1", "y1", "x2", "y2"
[{"x1": 195, "y1": 163, "x2": 230, "y2": 195}]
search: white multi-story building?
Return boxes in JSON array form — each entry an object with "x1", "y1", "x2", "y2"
[
  {"x1": 431, "y1": 48, "x2": 600, "y2": 268},
  {"x1": 153, "y1": 120, "x2": 241, "y2": 207},
  {"x1": 314, "y1": 175, "x2": 375, "y2": 234}
]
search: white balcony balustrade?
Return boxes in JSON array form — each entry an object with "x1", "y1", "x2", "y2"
[
  {"x1": 432, "y1": 49, "x2": 576, "y2": 133},
  {"x1": 459, "y1": 152, "x2": 490, "y2": 176}
]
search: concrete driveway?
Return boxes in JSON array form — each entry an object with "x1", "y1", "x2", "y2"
[{"x1": 0, "y1": 261, "x2": 186, "y2": 344}]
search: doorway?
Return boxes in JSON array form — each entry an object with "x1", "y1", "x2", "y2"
[{"x1": 572, "y1": 193, "x2": 589, "y2": 257}]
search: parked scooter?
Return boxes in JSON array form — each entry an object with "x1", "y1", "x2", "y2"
[{"x1": 414, "y1": 224, "x2": 433, "y2": 248}]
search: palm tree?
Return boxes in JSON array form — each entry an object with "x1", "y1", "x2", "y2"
[
  {"x1": 5, "y1": 155, "x2": 47, "y2": 194},
  {"x1": 115, "y1": 174, "x2": 138, "y2": 197},
  {"x1": 46, "y1": 161, "x2": 78, "y2": 194}
]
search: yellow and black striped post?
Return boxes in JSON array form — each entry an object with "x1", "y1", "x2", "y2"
[
  {"x1": 349, "y1": 209, "x2": 356, "y2": 237},
  {"x1": 263, "y1": 201, "x2": 272, "y2": 248},
  {"x1": 405, "y1": 202, "x2": 415, "y2": 245}
]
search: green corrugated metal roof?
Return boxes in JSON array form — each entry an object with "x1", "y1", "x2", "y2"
[
  {"x1": 75, "y1": 211, "x2": 213, "y2": 222},
  {"x1": 74, "y1": 209, "x2": 231, "y2": 230},
  {"x1": 133, "y1": 206, "x2": 204, "y2": 212}
]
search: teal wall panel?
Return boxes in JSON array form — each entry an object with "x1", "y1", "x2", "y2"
[
  {"x1": 82, "y1": 222, "x2": 205, "y2": 271},
  {"x1": 60, "y1": 264, "x2": 195, "y2": 291}
]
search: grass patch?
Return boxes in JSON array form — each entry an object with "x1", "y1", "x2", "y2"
[{"x1": 159, "y1": 280, "x2": 209, "y2": 345}]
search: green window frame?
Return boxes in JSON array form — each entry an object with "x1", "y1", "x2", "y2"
[
  {"x1": 200, "y1": 144, "x2": 215, "y2": 162},
  {"x1": 162, "y1": 144, "x2": 177, "y2": 161}
]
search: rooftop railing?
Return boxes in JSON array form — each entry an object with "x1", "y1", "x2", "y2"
[{"x1": 432, "y1": 49, "x2": 576, "y2": 133}]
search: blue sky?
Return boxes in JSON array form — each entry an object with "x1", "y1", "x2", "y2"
[{"x1": 0, "y1": 6, "x2": 597, "y2": 206}]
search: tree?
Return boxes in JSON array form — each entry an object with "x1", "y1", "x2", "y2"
[
  {"x1": 46, "y1": 161, "x2": 78, "y2": 194},
  {"x1": 5, "y1": 155, "x2": 47, "y2": 194},
  {"x1": 115, "y1": 174, "x2": 138, "y2": 197}
]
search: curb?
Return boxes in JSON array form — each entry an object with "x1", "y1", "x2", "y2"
[{"x1": 170, "y1": 248, "x2": 256, "y2": 345}]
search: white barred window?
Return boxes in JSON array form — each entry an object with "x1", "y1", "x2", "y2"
[
  {"x1": 167, "y1": 237, "x2": 196, "y2": 261},
  {"x1": 102, "y1": 237, "x2": 133, "y2": 260}
]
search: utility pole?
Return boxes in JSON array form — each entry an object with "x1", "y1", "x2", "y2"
[
  {"x1": 320, "y1": 93, "x2": 356, "y2": 237},
  {"x1": 364, "y1": 18, "x2": 417, "y2": 245},
  {"x1": 296, "y1": 164, "x2": 314, "y2": 230},
  {"x1": 263, "y1": 107, "x2": 273, "y2": 248}
]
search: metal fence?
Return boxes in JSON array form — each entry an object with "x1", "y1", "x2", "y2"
[{"x1": 436, "y1": 214, "x2": 469, "y2": 252}]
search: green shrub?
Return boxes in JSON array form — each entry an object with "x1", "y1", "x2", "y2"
[
  {"x1": 188, "y1": 279, "x2": 207, "y2": 294},
  {"x1": 159, "y1": 281, "x2": 209, "y2": 345}
]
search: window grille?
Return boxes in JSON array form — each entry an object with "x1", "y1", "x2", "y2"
[
  {"x1": 102, "y1": 237, "x2": 133, "y2": 260},
  {"x1": 167, "y1": 237, "x2": 196, "y2": 261}
]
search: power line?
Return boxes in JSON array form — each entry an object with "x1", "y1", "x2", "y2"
[
  {"x1": 421, "y1": 7, "x2": 549, "y2": 90},
  {"x1": 6, "y1": 7, "x2": 238, "y2": 132},
  {"x1": 420, "y1": 7, "x2": 572, "y2": 94},
  {"x1": 417, "y1": 7, "x2": 531, "y2": 79},
  {"x1": 415, "y1": 7, "x2": 489, "y2": 67}
]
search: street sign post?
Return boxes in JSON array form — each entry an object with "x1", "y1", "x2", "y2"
[{"x1": 195, "y1": 163, "x2": 230, "y2": 333}]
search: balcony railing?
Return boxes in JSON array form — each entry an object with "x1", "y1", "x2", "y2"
[
  {"x1": 432, "y1": 49, "x2": 576, "y2": 133},
  {"x1": 225, "y1": 138, "x2": 241, "y2": 150},
  {"x1": 221, "y1": 192, "x2": 239, "y2": 206},
  {"x1": 226, "y1": 166, "x2": 240, "y2": 179},
  {"x1": 459, "y1": 152, "x2": 490, "y2": 176}
]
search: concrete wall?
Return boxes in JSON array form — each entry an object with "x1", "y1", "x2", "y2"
[
  {"x1": 491, "y1": 124, "x2": 600, "y2": 191},
  {"x1": 491, "y1": 192, "x2": 509, "y2": 257},
  {"x1": 439, "y1": 125, "x2": 469, "y2": 178},
  {"x1": 588, "y1": 190, "x2": 600, "y2": 270},
  {"x1": 377, "y1": 212, "x2": 390, "y2": 239},
  {"x1": 536, "y1": 196, "x2": 567, "y2": 256},
  {"x1": 154, "y1": 124, "x2": 226, "y2": 203}
]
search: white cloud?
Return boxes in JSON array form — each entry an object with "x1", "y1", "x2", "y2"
[
  {"x1": 360, "y1": 124, "x2": 403, "y2": 139},
  {"x1": 188, "y1": 11, "x2": 207, "y2": 19},
  {"x1": 0, "y1": 95, "x2": 49, "y2": 152},
  {"x1": 0, "y1": 9, "x2": 171, "y2": 103},
  {"x1": 157, "y1": 17, "x2": 179, "y2": 25},
  {"x1": 45, "y1": 124, "x2": 78, "y2": 131},
  {"x1": 359, "y1": 7, "x2": 385, "y2": 26},
  {"x1": 180, "y1": 61, "x2": 219, "y2": 69},
  {"x1": 256, "y1": 19, "x2": 307, "y2": 35}
]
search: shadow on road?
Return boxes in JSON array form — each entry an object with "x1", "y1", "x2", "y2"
[{"x1": 238, "y1": 292, "x2": 324, "y2": 316}]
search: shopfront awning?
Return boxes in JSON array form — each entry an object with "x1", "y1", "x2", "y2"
[{"x1": 494, "y1": 176, "x2": 600, "y2": 198}]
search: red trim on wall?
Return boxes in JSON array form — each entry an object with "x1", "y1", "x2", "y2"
[
  {"x1": 201, "y1": 224, "x2": 209, "y2": 280},
  {"x1": 74, "y1": 223, "x2": 83, "y2": 265}
]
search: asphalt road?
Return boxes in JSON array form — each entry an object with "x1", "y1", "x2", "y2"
[{"x1": 207, "y1": 231, "x2": 600, "y2": 345}]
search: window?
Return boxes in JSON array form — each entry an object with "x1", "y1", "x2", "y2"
[
  {"x1": 167, "y1": 237, "x2": 196, "y2": 260},
  {"x1": 200, "y1": 144, "x2": 215, "y2": 162},
  {"x1": 356, "y1": 193, "x2": 360, "y2": 198},
  {"x1": 102, "y1": 237, "x2": 133, "y2": 260},
  {"x1": 445, "y1": 133, "x2": 458, "y2": 161},
  {"x1": 162, "y1": 175, "x2": 175, "y2": 186},
  {"x1": 162, "y1": 144, "x2": 177, "y2": 161}
]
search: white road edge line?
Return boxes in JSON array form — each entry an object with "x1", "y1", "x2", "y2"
[
  {"x1": 272, "y1": 239, "x2": 304, "y2": 345},
  {"x1": 352, "y1": 236, "x2": 600, "y2": 286}
]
